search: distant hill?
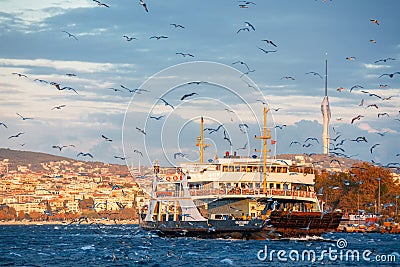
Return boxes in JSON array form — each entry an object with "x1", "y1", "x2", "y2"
[
  {"x1": 0, "y1": 148, "x2": 74, "y2": 170},
  {"x1": 0, "y1": 148, "x2": 127, "y2": 173},
  {"x1": 277, "y1": 153, "x2": 363, "y2": 170}
]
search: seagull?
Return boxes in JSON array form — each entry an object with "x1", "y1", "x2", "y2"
[
  {"x1": 174, "y1": 152, "x2": 188, "y2": 159},
  {"x1": 232, "y1": 61, "x2": 251, "y2": 71},
  {"x1": 346, "y1": 57, "x2": 356, "y2": 60},
  {"x1": 16, "y1": 113, "x2": 33, "y2": 120},
  {"x1": 236, "y1": 142, "x2": 247, "y2": 151},
  {"x1": 123, "y1": 35, "x2": 136, "y2": 41},
  {"x1": 280, "y1": 76, "x2": 295, "y2": 80},
  {"x1": 52, "y1": 145, "x2": 75, "y2": 151},
  {"x1": 62, "y1": 30, "x2": 78, "y2": 40},
  {"x1": 93, "y1": 0, "x2": 109, "y2": 7},
  {"x1": 51, "y1": 105, "x2": 66, "y2": 110},
  {"x1": 12, "y1": 72, "x2": 28, "y2": 77},
  {"x1": 133, "y1": 149, "x2": 143, "y2": 157},
  {"x1": 377, "y1": 113, "x2": 389, "y2": 117},
  {"x1": 261, "y1": 39, "x2": 277, "y2": 47},
  {"x1": 244, "y1": 21, "x2": 255, "y2": 31},
  {"x1": 204, "y1": 124, "x2": 224, "y2": 134},
  {"x1": 351, "y1": 115, "x2": 364, "y2": 124},
  {"x1": 369, "y1": 39, "x2": 377, "y2": 43},
  {"x1": 0, "y1": 122, "x2": 7, "y2": 128},
  {"x1": 158, "y1": 98, "x2": 174, "y2": 109},
  {"x1": 305, "y1": 137, "x2": 319, "y2": 144},
  {"x1": 53, "y1": 84, "x2": 78, "y2": 94},
  {"x1": 136, "y1": 127, "x2": 146, "y2": 135},
  {"x1": 77, "y1": 152, "x2": 93, "y2": 158},
  {"x1": 370, "y1": 144, "x2": 380, "y2": 153},
  {"x1": 114, "y1": 156, "x2": 126, "y2": 160},
  {"x1": 370, "y1": 19, "x2": 379, "y2": 25},
  {"x1": 289, "y1": 141, "x2": 301, "y2": 147},
  {"x1": 337, "y1": 87, "x2": 345, "y2": 92},
  {"x1": 108, "y1": 87, "x2": 123, "y2": 92},
  {"x1": 350, "y1": 136, "x2": 367, "y2": 143},
  {"x1": 374, "y1": 58, "x2": 395, "y2": 64},
  {"x1": 139, "y1": 0, "x2": 149, "y2": 12},
  {"x1": 176, "y1": 52, "x2": 194, "y2": 57},
  {"x1": 271, "y1": 107, "x2": 282, "y2": 112},
  {"x1": 170, "y1": 23, "x2": 184, "y2": 28},
  {"x1": 181, "y1": 92, "x2": 197, "y2": 100},
  {"x1": 366, "y1": 104, "x2": 379, "y2": 109},
  {"x1": 275, "y1": 124, "x2": 286, "y2": 129},
  {"x1": 101, "y1": 134, "x2": 112, "y2": 142},
  {"x1": 149, "y1": 115, "x2": 165, "y2": 120},
  {"x1": 379, "y1": 72, "x2": 400, "y2": 78},
  {"x1": 350, "y1": 85, "x2": 364, "y2": 92},
  {"x1": 149, "y1": 36, "x2": 168, "y2": 40},
  {"x1": 34, "y1": 79, "x2": 48, "y2": 83},
  {"x1": 258, "y1": 47, "x2": 277, "y2": 54},
  {"x1": 65, "y1": 73, "x2": 76, "y2": 77},
  {"x1": 305, "y1": 71, "x2": 323, "y2": 79},
  {"x1": 237, "y1": 27, "x2": 250, "y2": 34},
  {"x1": 8, "y1": 132, "x2": 24, "y2": 139},
  {"x1": 223, "y1": 130, "x2": 232, "y2": 146}
]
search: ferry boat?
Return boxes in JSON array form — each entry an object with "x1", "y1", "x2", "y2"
[{"x1": 140, "y1": 108, "x2": 342, "y2": 238}]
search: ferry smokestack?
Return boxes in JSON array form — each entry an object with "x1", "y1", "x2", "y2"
[{"x1": 321, "y1": 55, "x2": 331, "y2": 155}]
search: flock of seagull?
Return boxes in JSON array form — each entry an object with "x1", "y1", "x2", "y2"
[{"x1": 1, "y1": 1, "x2": 399, "y2": 169}]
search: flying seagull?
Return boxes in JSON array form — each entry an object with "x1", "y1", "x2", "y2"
[
  {"x1": 0, "y1": 122, "x2": 7, "y2": 128},
  {"x1": 261, "y1": 39, "x2": 277, "y2": 47},
  {"x1": 51, "y1": 105, "x2": 66, "y2": 110},
  {"x1": 149, "y1": 115, "x2": 165, "y2": 120},
  {"x1": 351, "y1": 115, "x2": 364, "y2": 124},
  {"x1": 139, "y1": 0, "x2": 149, "y2": 12},
  {"x1": 170, "y1": 23, "x2": 184, "y2": 28},
  {"x1": 150, "y1": 36, "x2": 168, "y2": 40},
  {"x1": 176, "y1": 52, "x2": 194, "y2": 57},
  {"x1": 16, "y1": 113, "x2": 33, "y2": 120},
  {"x1": 8, "y1": 132, "x2": 24, "y2": 139},
  {"x1": 101, "y1": 134, "x2": 112, "y2": 142},
  {"x1": 181, "y1": 92, "x2": 197, "y2": 100},
  {"x1": 258, "y1": 47, "x2": 277, "y2": 54},
  {"x1": 52, "y1": 145, "x2": 75, "y2": 151},
  {"x1": 158, "y1": 98, "x2": 174, "y2": 109},
  {"x1": 93, "y1": 0, "x2": 109, "y2": 7},
  {"x1": 370, "y1": 19, "x2": 379, "y2": 25},
  {"x1": 77, "y1": 152, "x2": 93, "y2": 158},
  {"x1": 12, "y1": 72, "x2": 28, "y2": 78},
  {"x1": 244, "y1": 21, "x2": 255, "y2": 31},
  {"x1": 374, "y1": 58, "x2": 395, "y2": 64},
  {"x1": 237, "y1": 27, "x2": 250, "y2": 34},
  {"x1": 305, "y1": 72, "x2": 323, "y2": 79},
  {"x1": 136, "y1": 127, "x2": 146, "y2": 135},
  {"x1": 370, "y1": 143, "x2": 380, "y2": 153},
  {"x1": 174, "y1": 152, "x2": 188, "y2": 159},
  {"x1": 379, "y1": 72, "x2": 400, "y2": 78},
  {"x1": 62, "y1": 30, "x2": 78, "y2": 40},
  {"x1": 123, "y1": 35, "x2": 137, "y2": 41},
  {"x1": 133, "y1": 149, "x2": 143, "y2": 157}
]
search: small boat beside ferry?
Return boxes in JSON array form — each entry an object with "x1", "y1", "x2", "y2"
[{"x1": 140, "y1": 108, "x2": 342, "y2": 239}]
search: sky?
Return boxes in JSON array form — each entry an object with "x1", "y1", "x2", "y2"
[{"x1": 0, "y1": 0, "x2": 399, "y2": 168}]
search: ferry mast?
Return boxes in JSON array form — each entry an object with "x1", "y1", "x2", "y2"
[
  {"x1": 255, "y1": 107, "x2": 271, "y2": 193},
  {"x1": 196, "y1": 117, "x2": 210, "y2": 163}
]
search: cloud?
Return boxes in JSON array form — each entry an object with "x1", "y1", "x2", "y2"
[
  {"x1": 0, "y1": 58, "x2": 135, "y2": 73},
  {"x1": 363, "y1": 63, "x2": 391, "y2": 69}
]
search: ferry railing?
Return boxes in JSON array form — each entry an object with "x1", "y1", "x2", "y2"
[{"x1": 188, "y1": 188, "x2": 316, "y2": 200}]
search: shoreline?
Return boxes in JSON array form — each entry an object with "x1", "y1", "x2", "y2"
[{"x1": 0, "y1": 220, "x2": 139, "y2": 226}]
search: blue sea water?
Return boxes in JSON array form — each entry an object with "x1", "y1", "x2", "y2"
[{"x1": 0, "y1": 224, "x2": 399, "y2": 266}]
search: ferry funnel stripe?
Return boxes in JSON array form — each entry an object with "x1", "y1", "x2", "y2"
[
  {"x1": 122, "y1": 61, "x2": 273, "y2": 168},
  {"x1": 336, "y1": 238, "x2": 348, "y2": 249}
]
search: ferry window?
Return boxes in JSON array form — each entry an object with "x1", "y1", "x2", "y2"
[
  {"x1": 241, "y1": 166, "x2": 246, "y2": 172},
  {"x1": 229, "y1": 166, "x2": 234, "y2": 172},
  {"x1": 271, "y1": 167, "x2": 276, "y2": 173},
  {"x1": 259, "y1": 166, "x2": 263, "y2": 172},
  {"x1": 222, "y1": 166, "x2": 227, "y2": 172},
  {"x1": 247, "y1": 166, "x2": 252, "y2": 172},
  {"x1": 227, "y1": 183, "x2": 231, "y2": 188},
  {"x1": 253, "y1": 166, "x2": 258, "y2": 172},
  {"x1": 269, "y1": 183, "x2": 274, "y2": 189},
  {"x1": 276, "y1": 184, "x2": 281, "y2": 189},
  {"x1": 282, "y1": 167, "x2": 287, "y2": 173},
  {"x1": 235, "y1": 166, "x2": 240, "y2": 172},
  {"x1": 249, "y1": 183, "x2": 253, "y2": 189},
  {"x1": 283, "y1": 183, "x2": 289, "y2": 190}
]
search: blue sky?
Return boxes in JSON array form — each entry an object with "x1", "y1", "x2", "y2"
[{"x1": 0, "y1": 0, "x2": 399, "y2": 167}]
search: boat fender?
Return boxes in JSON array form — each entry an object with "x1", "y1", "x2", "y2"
[
  {"x1": 173, "y1": 176, "x2": 179, "y2": 181},
  {"x1": 166, "y1": 176, "x2": 171, "y2": 182}
]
